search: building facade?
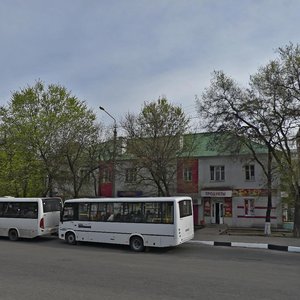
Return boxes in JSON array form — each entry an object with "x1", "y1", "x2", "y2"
[
  {"x1": 193, "y1": 155, "x2": 282, "y2": 228},
  {"x1": 99, "y1": 133, "x2": 283, "y2": 228}
]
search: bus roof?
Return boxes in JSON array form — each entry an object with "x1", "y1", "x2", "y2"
[
  {"x1": 0, "y1": 197, "x2": 61, "y2": 202},
  {"x1": 64, "y1": 197, "x2": 192, "y2": 203}
]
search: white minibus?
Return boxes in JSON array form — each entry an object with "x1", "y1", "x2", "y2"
[
  {"x1": 59, "y1": 197, "x2": 194, "y2": 251},
  {"x1": 0, "y1": 197, "x2": 62, "y2": 241}
]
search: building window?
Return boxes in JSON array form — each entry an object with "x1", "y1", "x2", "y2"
[
  {"x1": 102, "y1": 169, "x2": 112, "y2": 183},
  {"x1": 183, "y1": 167, "x2": 192, "y2": 181},
  {"x1": 244, "y1": 198, "x2": 255, "y2": 216},
  {"x1": 245, "y1": 165, "x2": 255, "y2": 181},
  {"x1": 125, "y1": 168, "x2": 137, "y2": 183},
  {"x1": 79, "y1": 168, "x2": 91, "y2": 182},
  {"x1": 210, "y1": 166, "x2": 225, "y2": 181}
]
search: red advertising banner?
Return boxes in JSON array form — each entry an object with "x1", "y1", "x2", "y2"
[
  {"x1": 204, "y1": 198, "x2": 211, "y2": 217},
  {"x1": 224, "y1": 198, "x2": 232, "y2": 217}
]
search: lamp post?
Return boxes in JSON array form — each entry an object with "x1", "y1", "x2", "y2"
[{"x1": 99, "y1": 106, "x2": 117, "y2": 197}]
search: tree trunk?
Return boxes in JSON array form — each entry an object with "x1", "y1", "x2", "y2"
[
  {"x1": 265, "y1": 148, "x2": 272, "y2": 236},
  {"x1": 265, "y1": 189, "x2": 272, "y2": 235},
  {"x1": 48, "y1": 175, "x2": 54, "y2": 197},
  {"x1": 293, "y1": 192, "x2": 300, "y2": 238},
  {"x1": 264, "y1": 193, "x2": 272, "y2": 235},
  {"x1": 264, "y1": 222, "x2": 271, "y2": 236}
]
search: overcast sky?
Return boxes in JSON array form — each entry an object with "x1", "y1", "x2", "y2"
[{"x1": 0, "y1": 0, "x2": 299, "y2": 125}]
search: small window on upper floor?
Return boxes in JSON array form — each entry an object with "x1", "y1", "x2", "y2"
[
  {"x1": 125, "y1": 168, "x2": 137, "y2": 183},
  {"x1": 183, "y1": 167, "x2": 192, "y2": 182},
  {"x1": 102, "y1": 169, "x2": 112, "y2": 183},
  {"x1": 245, "y1": 164, "x2": 255, "y2": 181},
  {"x1": 79, "y1": 168, "x2": 91, "y2": 182},
  {"x1": 210, "y1": 166, "x2": 225, "y2": 181}
]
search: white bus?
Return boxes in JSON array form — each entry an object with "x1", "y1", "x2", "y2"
[
  {"x1": 59, "y1": 197, "x2": 194, "y2": 251},
  {"x1": 0, "y1": 197, "x2": 62, "y2": 241}
]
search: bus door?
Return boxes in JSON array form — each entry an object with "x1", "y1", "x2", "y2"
[{"x1": 42, "y1": 198, "x2": 62, "y2": 232}]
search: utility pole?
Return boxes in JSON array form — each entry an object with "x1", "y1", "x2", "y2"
[{"x1": 99, "y1": 106, "x2": 117, "y2": 197}]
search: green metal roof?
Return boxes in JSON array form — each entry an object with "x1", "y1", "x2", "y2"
[
  {"x1": 179, "y1": 132, "x2": 268, "y2": 157},
  {"x1": 105, "y1": 132, "x2": 269, "y2": 161}
]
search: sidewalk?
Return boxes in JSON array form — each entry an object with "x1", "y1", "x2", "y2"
[{"x1": 190, "y1": 226, "x2": 300, "y2": 253}]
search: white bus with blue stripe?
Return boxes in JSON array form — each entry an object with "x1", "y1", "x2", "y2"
[{"x1": 59, "y1": 197, "x2": 194, "y2": 251}]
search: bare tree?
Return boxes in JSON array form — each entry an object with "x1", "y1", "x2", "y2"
[
  {"x1": 196, "y1": 43, "x2": 300, "y2": 237},
  {"x1": 122, "y1": 97, "x2": 191, "y2": 196}
]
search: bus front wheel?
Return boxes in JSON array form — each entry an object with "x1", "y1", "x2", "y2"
[
  {"x1": 66, "y1": 232, "x2": 77, "y2": 245},
  {"x1": 130, "y1": 236, "x2": 145, "y2": 252},
  {"x1": 8, "y1": 229, "x2": 19, "y2": 241}
]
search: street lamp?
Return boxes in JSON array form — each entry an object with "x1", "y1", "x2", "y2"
[{"x1": 99, "y1": 106, "x2": 117, "y2": 197}]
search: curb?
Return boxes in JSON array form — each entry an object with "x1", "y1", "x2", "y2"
[{"x1": 188, "y1": 240, "x2": 300, "y2": 253}]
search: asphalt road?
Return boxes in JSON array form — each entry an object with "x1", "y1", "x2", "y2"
[{"x1": 0, "y1": 236, "x2": 299, "y2": 300}]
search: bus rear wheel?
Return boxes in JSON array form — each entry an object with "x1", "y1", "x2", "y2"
[
  {"x1": 66, "y1": 232, "x2": 77, "y2": 245},
  {"x1": 8, "y1": 229, "x2": 19, "y2": 241},
  {"x1": 130, "y1": 236, "x2": 145, "y2": 252}
]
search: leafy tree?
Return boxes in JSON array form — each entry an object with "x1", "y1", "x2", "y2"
[
  {"x1": 196, "y1": 43, "x2": 300, "y2": 237},
  {"x1": 122, "y1": 97, "x2": 191, "y2": 196},
  {"x1": 0, "y1": 139, "x2": 45, "y2": 197},
  {"x1": 0, "y1": 80, "x2": 102, "y2": 198},
  {"x1": 0, "y1": 106, "x2": 45, "y2": 196},
  {"x1": 61, "y1": 125, "x2": 104, "y2": 198}
]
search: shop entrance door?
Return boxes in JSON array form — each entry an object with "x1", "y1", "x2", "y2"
[
  {"x1": 193, "y1": 204, "x2": 199, "y2": 225},
  {"x1": 216, "y1": 203, "x2": 224, "y2": 224},
  {"x1": 212, "y1": 202, "x2": 224, "y2": 224}
]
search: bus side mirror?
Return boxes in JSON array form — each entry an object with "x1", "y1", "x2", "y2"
[{"x1": 60, "y1": 211, "x2": 64, "y2": 223}]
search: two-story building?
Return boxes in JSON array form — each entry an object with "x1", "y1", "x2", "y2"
[{"x1": 99, "y1": 133, "x2": 283, "y2": 228}]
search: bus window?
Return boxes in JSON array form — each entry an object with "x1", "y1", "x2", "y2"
[
  {"x1": 3, "y1": 203, "x2": 20, "y2": 218},
  {"x1": 113, "y1": 203, "x2": 123, "y2": 222},
  {"x1": 43, "y1": 198, "x2": 62, "y2": 212},
  {"x1": 98, "y1": 203, "x2": 106, "y2": 221},
  {"x1": 79, "y1": 203, "x2": 90, "y2": 221},
  {"x1": 90, "y1": 203, "x2": 103, "y2": 221},
  {"x1": 144, "y1": 202, "x2": 161, "y2": 223},
  {"x1": 122, "y1": 203, "x2": 139, "y2": 222},
  {"x1": 0, "y1": 202, "x2": 5, "y2": 217},
  {"x1": 161, "y1": 202, "x2": 174, "y2": 224},
  {"x1": 19, "y1": 202, "x2": 38, "y2": 219},
  {"x1": 106, "y1": 203, "x2": 114, "y2": 221},
  {"x1": 179, "y1": 200, "x2": 192, "y2": 218},
  {"x1": 125, "y1": 202, "x2": 142, "y2": 223}
]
